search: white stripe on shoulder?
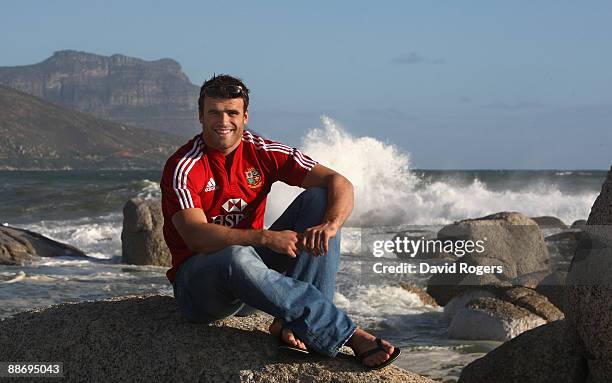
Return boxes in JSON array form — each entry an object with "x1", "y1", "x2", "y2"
[
  {"x1": 173, "y1": 138, "x2": 201, "y2": 209},
  {"x1": 293, "y1": 149, "x2": 316, "y2": 168},
  {"x1": 172, "y1": 137, "x2": 203, "y2": 209},
  {"x1": 242, "y1": 134, "x2": 316, "y2": 170},
  {"x1": 242, "y1": 135, "x2": 290, "y2": 152},
  {"x1": 291, "y1": 149, "x2": 315, "y2": 170},
  {"x1": 181, "y1": 147, "x2": 204, "y2": 208}
]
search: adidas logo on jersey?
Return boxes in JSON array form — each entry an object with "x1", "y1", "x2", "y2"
[{"x1": 205, "y1": 177, "x2": 217, "y2": 192}]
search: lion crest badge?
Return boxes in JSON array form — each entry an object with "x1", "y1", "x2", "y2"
[{"x1": 245, "y1": 167, "x2": 263, "y2": 188}]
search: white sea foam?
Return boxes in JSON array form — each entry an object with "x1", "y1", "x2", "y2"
[
  {"x1": 265, "y1": 116, "x2": 598, "y2": 226},
  {"x1": 31, "y1": 258, "x2": 95, "y2": 267},
  {"x1": 24, "y1": 214, "x2": 123, "y2": 260},
  {"x1": 1, "y1": 271, "x2": 26, "y2": 284},
  {"x1": 335, "y1": 285, "x2": 441, "y2": 325},
  {"x1": 136, "y1": 179, "x2": 161, "y2": 200}
]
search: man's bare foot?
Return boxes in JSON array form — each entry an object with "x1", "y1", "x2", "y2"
[
  {"x1": 268, "y1": 317, "x2": 283, "y2": 337},
  {"x1": 347, "y1": 328, "x2": 396, "y2": 367},
  {"x1": 269, "y1": 318, "x2": 307, "y2": 351}
]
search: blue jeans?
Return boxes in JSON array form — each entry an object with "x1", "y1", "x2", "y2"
[{"x1": 172, "y1": 187, "x2": 356, "y2": 357}]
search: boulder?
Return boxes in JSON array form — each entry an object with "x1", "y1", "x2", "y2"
[
  {"x1": 427, "y1": 212, "x2": 550, "y2": 305},
  {"x1": 443, "y1": 290, "x2": 498, "y2": 321},
  {"x1": 510, "y1": 270, "x2": 551, "y2": 289},
  {"x1": 427, "y1": 268, "x2": 510, "y2": 307},
  {"x1": 565, "y1": 166, "x2": 612, "y2": 382},
  {"x1": 571, "y1": 220, "x2": 587, "y2": 229},
  {"x1": 439, "y1": 212, "x2": 551, "y2": 279},
  {"x1": 448, "y1": 297, "x2": 546, "y2": 341},
  {"x1": 535, "y1": 271, "x2": 567, "y2": 311},
  {"x1": 0, "y1": 225, "x2": 86, "y2": 265},
  {"x1": 531, "y1": 216, "x2": 568, "y2": 229},
  {"x1": 121, "y1": 198, "x2": 171, "y2": 266},
  {"x1": 444, "y1": 287, "x2": 563, "y2": 325},
  {"x1": 0, "y1": 295, "x2": 433, "y2": 383},
  {"x1": 458, "y1": 320, "x2": 587, "y2": 383},
  {"x1": 546, "y1": 231, "x2": 585, "y2": 264},
  {"x1": 498, "y1": 287, "x2": 564, "y2": 322}
]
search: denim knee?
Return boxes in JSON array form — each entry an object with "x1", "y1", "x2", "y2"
[
  {"x1": 226, "y1": 245, "x2": 254, "y2": 263},
  {"x1": 226, "y1": 246, "x2": 261, "y2": 276}
]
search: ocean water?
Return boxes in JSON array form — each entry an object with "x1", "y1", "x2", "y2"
[{"x1": 0, "y1": 118, "x2": 606, "y2": 381}]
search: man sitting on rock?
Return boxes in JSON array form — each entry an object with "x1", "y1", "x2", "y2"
[{"x1": 160, "y1": 74, "x2": 400, "y2": 369}]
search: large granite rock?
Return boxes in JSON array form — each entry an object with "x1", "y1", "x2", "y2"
[
  {"x1": 498, "y1": 287, "x2": 564, "y2": 322},
  {"x1": 531, "y1": 216, "x2": 568, "y2": 229},
  {"x1": 458, "y1": 320, "x2": 587, "y2": 383},
  {"x1": 571, "y1": 220, "x2": 587, "y2": 229},
  {"x1": 0, "y1": 225, "x2": 86, "y2": 265},
  {"x1": 535, "y1": 271, "x2": 567, "y2": 311},
  {"x1": 428, "y1": 268, "x2": 511, "y2": 308},
  {"x1": 546, "y1": 231, "x2": 585, "y2": 264},
  {"x1": 0, "y1": 295, "x2": 433, "y2": 383},
  {"x1": 444, "y1": 287, "x2": 563, "y2": 326},
  {"x1": 448, "y1": 297, "x2": 546, "y2": 341},
  {"x1": 509, "y1": 270, "x2": 551, "y2": 289},
  {"x1": 443, "y1": 290, "x2": 498, "y2": 321},
  {"x1": 0, "y1": 50, "x2": 200, "y2": 137},
  {"x1": 565, "y1": 166, "x2": 612, "y2": 382},
  {"x1": 427, "y1": 212, "x2": 550, "y2": 305},
  {"x1": 121, "y1": 198, "x2": 170, "y2": 266},
  {"x1": 441, "y1": 212, "x2": 551, "y2": 279}
]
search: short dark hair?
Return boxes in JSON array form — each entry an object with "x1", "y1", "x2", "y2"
[{"x1": 198, "y1": 74, "x2": 250, "y2": 113}]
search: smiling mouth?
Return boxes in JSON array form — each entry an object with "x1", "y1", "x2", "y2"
[{"x1": 215, "y1": 128, "x2": 235, "y2": 136}]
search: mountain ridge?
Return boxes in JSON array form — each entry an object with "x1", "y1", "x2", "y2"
[
  {"x1": 0, "y1": 50, "x2": 201, "y2": 137},
  {"x1": 0, "y1": 84, "x2": 188, "y2": 170}
]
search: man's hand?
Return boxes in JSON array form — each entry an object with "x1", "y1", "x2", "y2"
[
  {"x1": 299, "y1": 164, "x2": 353, "y2": 256},
  {"x1": 299, "y1": 222, "x2": 339, "y2": 256},
  {"x1": 263, "y1": 230, "x2": 299, "y2": 258}
]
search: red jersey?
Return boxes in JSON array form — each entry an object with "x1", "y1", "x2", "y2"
[{"x1": 160, "y1": 130, "x2": 317, "y2": 283}]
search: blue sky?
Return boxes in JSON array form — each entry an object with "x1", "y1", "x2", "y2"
[{"x1": 1, "y1": 1, "x2": 611, "y2": 169}]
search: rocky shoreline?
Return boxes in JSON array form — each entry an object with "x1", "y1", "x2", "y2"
[
  {"x1": 1, "y1": 167, "x2": 610, "y2": 382},
  {"x1": 457, "y1": 167, "x2": 612, "y2": 383}
]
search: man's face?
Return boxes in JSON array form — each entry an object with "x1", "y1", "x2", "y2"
[{"x1": 199, "y1": 97, "x2": 248, "y2": 155}]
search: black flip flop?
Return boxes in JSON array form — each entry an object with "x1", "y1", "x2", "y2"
[
  {"x1": 278, "y1": 330, "x2": 310, "y2": 355},
  {"x1": 356, "y1": 338, "x2": 401, "y2": 370}
]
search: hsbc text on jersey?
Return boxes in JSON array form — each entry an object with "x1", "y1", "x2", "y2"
[{"x1": 210, "y1": 213, "x2": 246, "y2": 227}]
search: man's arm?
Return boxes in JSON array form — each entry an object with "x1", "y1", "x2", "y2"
[
  {"x1": 299, "y1": 163, "x2": 354, "y2": 256},
  {"x1": 172, "y1": 208, "x2": 300, "y2": 257}
]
